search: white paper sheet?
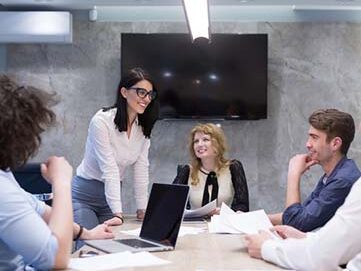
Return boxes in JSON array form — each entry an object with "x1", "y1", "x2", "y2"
[
  {"x1": 196, "y1": 269, "x2": 295, "y2": 271},
  {"x1": 184, "y1": 199, "x2": 217, "y2": 218},
  {"x1": 219, "y1": 201, "x2": 237, "y2": 216},
  {"x1": 121, "y1": 225, "x2": 206, "y2": 237},
  {"x1": 229, "y1": 209, "x2": 274, "y2": 234},
  {"x1": 208, "y1": 215, "x2": 240, "y2": 234},
  {"x1": 69, "y1": 251, "x2": 170, "y2": 271},
  {"x1": 208, "y1": 203, "x2": 276, "y2": 235}
]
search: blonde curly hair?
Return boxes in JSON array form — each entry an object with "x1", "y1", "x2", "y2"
[{"x1": 188, "y1": 123, "x2": 229, "y2": 185}]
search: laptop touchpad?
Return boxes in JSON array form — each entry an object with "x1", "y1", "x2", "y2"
[{"x1": 116, "y1": 239, "x2": 158, "y2": 248}]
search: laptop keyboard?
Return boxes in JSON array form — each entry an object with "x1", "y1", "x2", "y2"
[{"x1": 116, "y1": 238, "x2": 159, "y2": 248}]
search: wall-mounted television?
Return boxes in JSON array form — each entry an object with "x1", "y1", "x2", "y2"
[{"x1": 121, "y1": 33, "x2": 268, "y2": 120}]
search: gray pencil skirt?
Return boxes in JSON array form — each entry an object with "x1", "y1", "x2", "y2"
[{"x1": 71, "y1": 175, "x2": 114, "y2": 230}]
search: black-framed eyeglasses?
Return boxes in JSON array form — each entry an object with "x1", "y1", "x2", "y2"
[{"x1": 128, "y1": 87, "x2": 157, "y2": 100}]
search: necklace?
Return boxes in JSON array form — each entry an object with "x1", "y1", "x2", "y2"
[{"x1": 200, "y1": 167, "x2": 210, "y2": 175}]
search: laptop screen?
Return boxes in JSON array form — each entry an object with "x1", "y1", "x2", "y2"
[{"x1": 140, "y1": 183, "x2": 189, "y2": 247}]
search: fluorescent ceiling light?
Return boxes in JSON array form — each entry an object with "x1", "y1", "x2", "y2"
[{"x1": 183, "y1": 0, "x2": 210, "y2": 41}]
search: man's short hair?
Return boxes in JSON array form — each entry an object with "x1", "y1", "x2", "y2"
[{"x1": 308, "y1": 109, "x2": 355, "y2": 155}]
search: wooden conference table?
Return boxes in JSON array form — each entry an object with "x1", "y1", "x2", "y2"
[{"x1": 71, "y1": 217, "x2": 286, "y2": 271}]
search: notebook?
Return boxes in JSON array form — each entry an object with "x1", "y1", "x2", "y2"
[{"x1": 85, "y1": 183, "x2": 189, "y2": 253}]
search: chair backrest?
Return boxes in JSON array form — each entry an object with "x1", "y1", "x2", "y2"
[
  {"x1": 177, "y1": 164, "x2": 184, "y2": 175},
  {"x1": 13, "y1": 163, "x2": 52, "y2": 205}
]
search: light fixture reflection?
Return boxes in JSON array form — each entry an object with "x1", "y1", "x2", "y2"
[
  {"x1": 193, "y1": 79, "x2": 201, "y2": 85},
  {"x1": 182, "y1": 0, "x2": 210, "y2": 42},
  {"x1": 163, "y1": 71, "x2": 172, "y2": 78},
  {"x1": 209, "y1": 73, "x2": 218, "y2": 80}
]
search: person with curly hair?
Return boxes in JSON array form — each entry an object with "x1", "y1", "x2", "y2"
[
  {"x1": 0, "y1": 75, "x2": 114, "y2": 270},
  {"x1": 173, "y1": 123, "x2": 249, "y2": 215}
]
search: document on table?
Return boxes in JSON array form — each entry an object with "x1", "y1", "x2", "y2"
[
  {"x1": 121, "y1": 225, "x2": 206, "y2": 237},
  {"x1": 196, "y1": 269, "x2": 295, "y2": 271},
  {"x1": 69, "y1": 251, "x2": 170, "y2": 271},
  {"x1": 184, "y1": 199, "x2": 217, "y2": 218},
  {"x1": 208, "y1": 202, "x2": 275, "y2": 235}
]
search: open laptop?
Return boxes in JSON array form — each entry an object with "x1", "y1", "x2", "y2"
[{"x1": 85, "y1": 183, "x2": 189, "y2": 253}]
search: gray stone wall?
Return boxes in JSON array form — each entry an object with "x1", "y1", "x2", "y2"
[
  {"x1": 6, "y1": 21, "x2": 361, "y2": 214},
  {"x1": 0, "y1": 45, "x2": 6, "y2": 72}
]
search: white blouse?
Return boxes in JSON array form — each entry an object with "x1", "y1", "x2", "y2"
[
  {"x1": 76, "y1": 108, "x2": 150, "y2": 213},
  {"x1": 188, "y1": 166, "x2": 234, "y2": 209}
]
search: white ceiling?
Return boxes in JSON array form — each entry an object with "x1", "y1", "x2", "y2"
[
  {"x1": 1, "y1": 0, "x2": 361, "y2": 10},
  {"x1": 2, "y1": 0, "x2": 361, "y2": 22}
]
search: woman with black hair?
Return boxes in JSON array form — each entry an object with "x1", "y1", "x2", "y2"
[{"x1": 72, "y1": 68, "x2": 159, "y2": 233}]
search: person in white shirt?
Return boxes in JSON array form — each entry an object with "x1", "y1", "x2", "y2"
[
  {"x1": 244, "y1": 177, "x2": 361, "y2": 271},
  {"x1": 0, "y1": 75, "x2": 113, "y2": 270},
  {"x1": 72, "y1": 67, "x2": 159, "y2": 236}
]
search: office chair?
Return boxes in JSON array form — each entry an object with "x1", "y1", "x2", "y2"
[{"x1": 13, "y1": 163, "x2": 52, "y2": 205}]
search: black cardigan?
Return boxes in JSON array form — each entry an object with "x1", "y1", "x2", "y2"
[{"x1": 172, "y1": 159, "x2": 249, "y2": 212}]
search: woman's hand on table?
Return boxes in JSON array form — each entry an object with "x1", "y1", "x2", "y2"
[
  {"x1": 136, "y1": 209, "x2": 146, "y2": 220},
  {"x1": 104, "y1": 213, "x2": 124, "y2": 226},
  {"x1": 82, "y1": 224, "x2": 114, "y2": 240}
]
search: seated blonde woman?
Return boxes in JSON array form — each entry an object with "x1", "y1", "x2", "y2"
[{"x1": 173, "y1": 123, "x2": 249, "y2": 215}]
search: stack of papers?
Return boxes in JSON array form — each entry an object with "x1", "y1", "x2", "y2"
[
  {"x1": 121, "y1": 225, "x2": 206, "y2": 237},
  {"x1": 208, "y1": 203, "x2": 275, "y2": 235},
  {"x1": 69, "y1": 251, "x2": 170, "y2": 270},
  {"x1": 184, "y1": 200, "x2": 217, "y2": 218}
]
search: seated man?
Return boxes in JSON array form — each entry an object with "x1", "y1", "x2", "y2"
[
  {"x1": 245, "y1": 176, "x2": 361, "y2": 271},
  {"x1": 268, "y1": 109, "x2": 360, "y2": 231}
]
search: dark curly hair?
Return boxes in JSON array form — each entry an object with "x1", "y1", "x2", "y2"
[
  {"x1": 0, "y1": 75, "x2": 57, "y2": 170},
  {"x1": 309, "y1": 108, "x2": 355, "y2": 155}
]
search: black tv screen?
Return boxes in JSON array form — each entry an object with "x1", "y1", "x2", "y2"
[{"x1": 121, "y1": 33, "x2": 268, "y2": 120}]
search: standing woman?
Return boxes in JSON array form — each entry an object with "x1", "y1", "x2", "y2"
[
  {"x1": 72, "y1": 68, "x2": 158, "y2": 231},
  {"x1": 173, "y1": 123, "x2": 249, "y2": 214}
]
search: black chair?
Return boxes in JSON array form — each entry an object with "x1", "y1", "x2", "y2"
[{"x1": 13, "y1": 163, "x2": 52, "y2": 205}]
